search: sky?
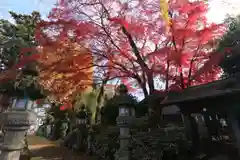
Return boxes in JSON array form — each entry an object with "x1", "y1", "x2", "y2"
[
  {"x1": 0, "y1": 0, "x2": 56, "y2": 21},
  {"x1": 1, "y1": 0, "x2": 240, "y2": 23},
  {"x1": 207, "y1": 0, "x2": 240, "y2": 23}
]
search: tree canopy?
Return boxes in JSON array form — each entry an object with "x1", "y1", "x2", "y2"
[
  {"x1": 1, "y1": 0, "x2": 231, "y2": 104},
  {"x1": 0, "y1": 11, "x2": 43, "y2": 99},
  {"x1": 36, "y1": 39, "x2": 93, "y2": 103},
  {"x1": 0, "y1": 11, "x2": 93, "y2": 102},
  {"x1": 33, "y1": 0, "x2": 225, "y2": 99},
  {"x1": 0, "y1": 11, "x2": 41, "y2": 69}
]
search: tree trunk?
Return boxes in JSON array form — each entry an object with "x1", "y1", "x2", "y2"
[
  {"x1": 165, "y1": 61, "x2": 170, "y2": 91},
  {"x1": 147, "y1": 72, "x2": 155, "y2": 95},
  {"x1": 140, "y1": 83, "x2": 148, "y2": 97}
]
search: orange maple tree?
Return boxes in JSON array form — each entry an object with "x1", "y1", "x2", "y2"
[
  {"x1": 36, "y1": 39, "x2": 93, "y2": 103},
  {"x1": 0, "y1": 38, "x2": 93, "y2": 104}
]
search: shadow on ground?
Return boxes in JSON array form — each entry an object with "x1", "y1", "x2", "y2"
[{"x1": 30, "y1": 145, "x2": 95, "y2": 160}]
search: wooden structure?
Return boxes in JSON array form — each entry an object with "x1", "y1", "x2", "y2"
[
  {"x1": 162, "y1": 74, "x2": 240, "y2": 115},
  {"x1": 161, "y1": 73, "x2": 240, "y2": 156}
]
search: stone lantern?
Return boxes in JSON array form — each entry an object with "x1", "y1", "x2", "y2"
[
  {"x1": 115, "y1": 84, "x2": 136, "y2": 160},
  {"x1": 0, "y1": 108, "x2": 37, "y2": 160},
  {"x1": 0, "y1": 63, "x2": 39, "y2": 159}
]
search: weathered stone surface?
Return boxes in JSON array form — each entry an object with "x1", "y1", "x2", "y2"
[
  {"x1": 0, "y1": 109, "x2": 37, "y2": 160},
  {"x1": 1, "y1": 109, "x2": 36, "y2": 127},
  {"x1": 0, "y1": 151, "x2": 20, "y2": 160}
]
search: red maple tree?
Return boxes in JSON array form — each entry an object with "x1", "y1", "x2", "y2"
[{"x1": 33, "y1": 0, "x2": 226, "y2": 98}]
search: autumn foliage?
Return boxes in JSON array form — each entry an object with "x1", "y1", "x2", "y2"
[
  {"x1": 0, "y1": 38, "x2": 93, "y2": 103},
  {"x1": 0, "y1": 0, "x2": 228, "y2": 103},
  {"x1": 36, "y1": 39, "x2": 93, "y2": 103},
  {"x1": 34, "y1": 0, "x2": 226, "y2": 97}
]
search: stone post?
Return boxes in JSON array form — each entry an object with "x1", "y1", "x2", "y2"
[
  {"x1": 115, "y1": 84, "x2": 136, "y2": 160},
  {"x1": 0, "y1": 109, "x2": 37, "y2": 160},
  {"x1": 229, "y1": 115, "x2": 240, "y2": 157}
]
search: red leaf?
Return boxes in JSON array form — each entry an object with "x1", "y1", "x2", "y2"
[
  {"x1": 147, "y1": 47, "x2": 170, "y2": 57},
  {"x1": 60, "y1": 103, "x2": 72, "y2": 111},
  {"x1": 15, "y1": 54, "x2": 40, "y2": 68}
]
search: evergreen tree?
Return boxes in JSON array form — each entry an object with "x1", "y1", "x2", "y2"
[
  {"x1": 0, "y1": 11, "x2": 44, "y2": 99},
  {"x1": 218, "y1": 15, "x2": 240, "y2": 77}
]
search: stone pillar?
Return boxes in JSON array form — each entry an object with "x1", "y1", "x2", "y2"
[
  {"x1": 46, "y1": 124, "x2": 52, "y2": 138},
  {"x1": 116, "y1": 116, "x2": 131, "y2": 160},
  {"x1": 229, "y1": 116, "x2": 240, "y2": 157},
  {"x1": 0, "y1": 109, "x2": 37, "y2": 160},
  {"x1": 182, "y1": 113, "x2": 192, "y2": 140},
  {"x1": 183, "y1": 113, "x2": 200, "y2": 155}
]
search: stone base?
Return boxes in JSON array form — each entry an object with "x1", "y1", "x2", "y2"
[
  {"x1": 0, "y1": 151, "x2": 21, "y2": 160},
  {"x1": 20, "y1": 154, "x2": 30, "y2": 160},
  {"x1": 115, "y1": 148, "x2": 131, "y2": 160}
]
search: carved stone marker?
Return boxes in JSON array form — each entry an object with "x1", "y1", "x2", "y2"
[{"x1": 0, "y1": 109, "x2": 37, "y2": 160}]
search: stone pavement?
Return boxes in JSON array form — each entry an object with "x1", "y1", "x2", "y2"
[{"x1": 27, "y1": 136, "x2": 95, "y2": 160}]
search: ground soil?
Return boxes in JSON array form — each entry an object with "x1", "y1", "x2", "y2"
[{"x1": 27, "y1": 135, "x2": 96, "y2": 160}]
